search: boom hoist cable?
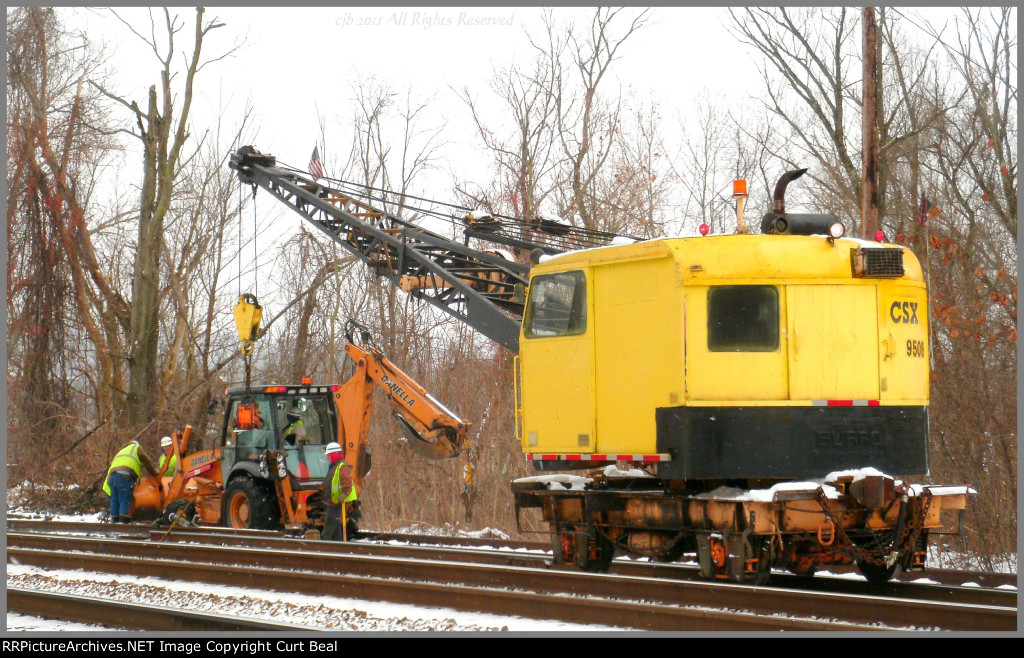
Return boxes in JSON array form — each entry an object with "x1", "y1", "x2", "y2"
[{"x1": 233, "y1": 182, "x2": 264, "y2": 430}]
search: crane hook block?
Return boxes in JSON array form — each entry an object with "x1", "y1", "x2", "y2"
[{"x1": 233, "y1": 294, "x2": 263, "y2": 355}]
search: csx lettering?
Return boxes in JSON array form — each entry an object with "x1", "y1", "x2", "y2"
[{"x1": 889, "y1": 300, "x2": 919, "y2": 324}]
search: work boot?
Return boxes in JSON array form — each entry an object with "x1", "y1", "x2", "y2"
[{"x1": 119, "y1": 515, "x2": 132, "y2": 524}]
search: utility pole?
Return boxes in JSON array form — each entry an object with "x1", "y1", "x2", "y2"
[{"x1": 861, "y1": 6, "x2": 879, "y2": 238}]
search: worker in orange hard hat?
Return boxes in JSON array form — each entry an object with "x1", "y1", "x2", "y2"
[{"x1": 321, "y1": 442, "x2": 359, "y2": 541}]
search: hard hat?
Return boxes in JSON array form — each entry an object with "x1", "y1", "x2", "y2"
[
  {"x1": 130, "y1": 439, "x2": 140, "y2": 445},
  {"x1": 325, "y1": 442, "x2": 343, "y2": 455},
  {"x1": 161, "y1": 436, "x2": 173, "y2": 448},
  {"x1": 288, "y1": 402, "x2": 301, "y2": 415}
]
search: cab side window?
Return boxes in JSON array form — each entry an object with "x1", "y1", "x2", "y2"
[
  {"x1": 226, "y1": 398, "x2": 274, "y2": 451},
  {"x1": 276, "y1": 396, "x2": 330, "y2": 447},
  {"x1": 524, "y1": 270, "x2": 587, "y2": 338},
  {"x1": 707, "y1": 286, "x2": 779, "y2": 351}
]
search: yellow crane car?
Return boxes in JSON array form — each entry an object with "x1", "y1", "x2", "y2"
[
  {"x1": 511, "y1": 170, "x2": 971, "y2": 584},
  {"x1": 229, "y1": 148, "x2": 972, "y2": 586}
]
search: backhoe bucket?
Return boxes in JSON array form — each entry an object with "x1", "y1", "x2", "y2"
[
  {"x1": 394, "y1": 413, "x2": 465, "y2": 460},
  {"x1": 130, "y1": 474, "x2": 164, "y2": 520}
]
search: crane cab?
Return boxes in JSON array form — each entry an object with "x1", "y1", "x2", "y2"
[{"x1": 516, "y1": 234, "x2": 930, "y2": 482}]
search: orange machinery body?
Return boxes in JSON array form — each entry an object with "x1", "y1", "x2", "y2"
[{"x1": 130, "y1": 329, "x2": 470, "y2": 530}]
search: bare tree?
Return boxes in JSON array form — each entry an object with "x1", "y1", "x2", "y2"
[
  {"x1": 94, "y1": 7, "x2": 233, "y2": 427},
  {"x1": 730, "y1": 6, "x2": 1017, "y2": 566},
  {"x1": 545, "y1": 8, "x2": 651, "y2": 231},
  {"x1": 6, "y1": 8, "x2": 126, "y2": 480},
  {"x1": 455, "y1": 51, "x2": 561, "y2": 256},
  {"x1": 729, "y1": 8, "x2": 865, "y2": 220}
]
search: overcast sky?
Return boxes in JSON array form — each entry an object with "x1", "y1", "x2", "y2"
[
  {"x1": 53, "y1": 6, "x2": 968, "y2": 310},
  {"x1": 56, "y1": 6, "x2": 767, "y2": 300},
  {"x1": 55, "y1": 5, "x2": 982, "y2": 200},
  {"x1": 67, "y1": 7, "x2": 761, "y2": 179}
]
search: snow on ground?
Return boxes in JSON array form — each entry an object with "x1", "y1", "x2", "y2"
[
  {"x1": 6, "y1": 613, "x2": 123, "y2": 632},
  {"x1": 6, "y1": 510, "x2": 623, "y2": 633},
  {"x1": 6, "y1": 564, "x2": 624, "y2": 632}
]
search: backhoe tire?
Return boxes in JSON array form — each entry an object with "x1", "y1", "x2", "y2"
[{"x1": 223, "y1": 476, "x2": 280, "y2": 530}]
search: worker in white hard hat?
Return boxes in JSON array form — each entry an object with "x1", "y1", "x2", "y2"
[
  {"x1": 158, "y1": 436, "x2": 179, "y2": 478},
  {"x1": 321, "y1": 442, "x2": 358, "y2": 541}
]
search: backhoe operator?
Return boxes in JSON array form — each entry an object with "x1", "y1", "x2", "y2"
[
  {"x1": 282, "y1": 402, "x2": 307, "y2": 446},
  {"x1": 322, "y1": 442, "x2": 358, "y2": 541}
]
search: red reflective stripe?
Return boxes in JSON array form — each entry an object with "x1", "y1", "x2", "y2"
[
  {"x1": 824, "y1": 400, "x2": 880, "y2": 406},
  {"x1": 528, "y1": 453, "x2": 671, "y2": 462},
  {"x1": 186, "y1": 464, "x2": 212, "y2": 478}
]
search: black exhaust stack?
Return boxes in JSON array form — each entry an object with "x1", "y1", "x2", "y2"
[{"x1": 760, "y1": 168, "x2": 839, "y2": 235}]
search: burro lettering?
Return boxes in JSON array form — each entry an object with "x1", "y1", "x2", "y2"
[
  {"x1": 380, "y1": 373, "x2": 415, "y2": 407},
  {"x1": 889, "y1": 300, "x2": 919, "y2": 325},
  {"x1": 816, "y1": 427, "x2": 885, "y2": 448}
]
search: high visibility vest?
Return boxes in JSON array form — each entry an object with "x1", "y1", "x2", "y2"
[
  {"x1": 330, "y1": 460, "x2": 358, "y2": 505},
  {"x1": 102, "y1": 443, "x2": 143, "y2": 495},
  {"x1": 283, "y1": 419, "x2": 304, "y2": 438},
  {"x1": 159, "y1": 452, "x2": 179, "y2": 477}
]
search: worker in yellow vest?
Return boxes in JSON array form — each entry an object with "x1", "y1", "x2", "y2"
[
  {"x1": 158, "y1": 436, "x2": 179, "y2": 478},
  {"x1": 321, "y1": 442, "x2": 359, "y2": 541},
  {"x1": 102, "y1": 440, "x2": 157, "y2": 523}
]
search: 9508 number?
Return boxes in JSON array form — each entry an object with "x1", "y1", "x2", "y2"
[{"x1": 906, "y1": 339, "x2": 926, "y2": 358}]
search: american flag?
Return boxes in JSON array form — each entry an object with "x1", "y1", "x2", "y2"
[
  {"x1": 308, "y1": 146, "x2": 324, "y2": 181},
  {"x1": 915, "y1": 194, "x2": 940, "y2": 225}
]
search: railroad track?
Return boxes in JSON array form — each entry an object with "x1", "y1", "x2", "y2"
[
  {"x1": 7, "y1": 517, "x2": 1018, "y2": 590},
  {"x1": 7, "y1": 588, "x2": 315, "y2": 632},
  {"x1": 6, "y1": 521, "x2": 1017, "y2": 631}
]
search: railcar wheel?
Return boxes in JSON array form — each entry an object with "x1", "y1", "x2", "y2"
[
  {"x1": 788, "y1": 565, "x2": 817, "y2": 578},
  {"x1": 223, "y1": 476, "x2": 280, "y2": 530},
  {"x1": 730, "y1": 537, "x2": 773, "y2": 586},
  {"x1": 856, "y1": 559, "x2": 901, "y2": 585},
  {"x1": 578, "y1": 532, "x2": 614, "y2": 573},
  {"x1": 699, "y1": 534, "x2": 772, "y2": 585},
  {"x1": 853, "y1": 529, "x2": 907, "y2": 584},
  {"x1": 697, "y1": 535, "x2": 728, "y2": 580}
]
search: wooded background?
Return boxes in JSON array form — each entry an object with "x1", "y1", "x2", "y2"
[{"x1": 6, "y1": 7, "x2": 1016, "y2": 569}]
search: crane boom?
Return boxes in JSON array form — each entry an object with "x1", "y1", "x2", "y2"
[{"x1": 230, "y1": 146, "x2": 528, "y2": 351}]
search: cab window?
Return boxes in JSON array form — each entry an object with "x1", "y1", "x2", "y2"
[
  {"x1": 225, "y1": 397, "x2": 274, "y2": 452},
  {"x1": 275, "y1": 395, "x2": 332, "y2": 447},
  {"x1": 708, "y1": 286, "x2": 779, "y2": 351},
  {"x1": 524, "y1": 270, "x2": 587, "y2": 337}
]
